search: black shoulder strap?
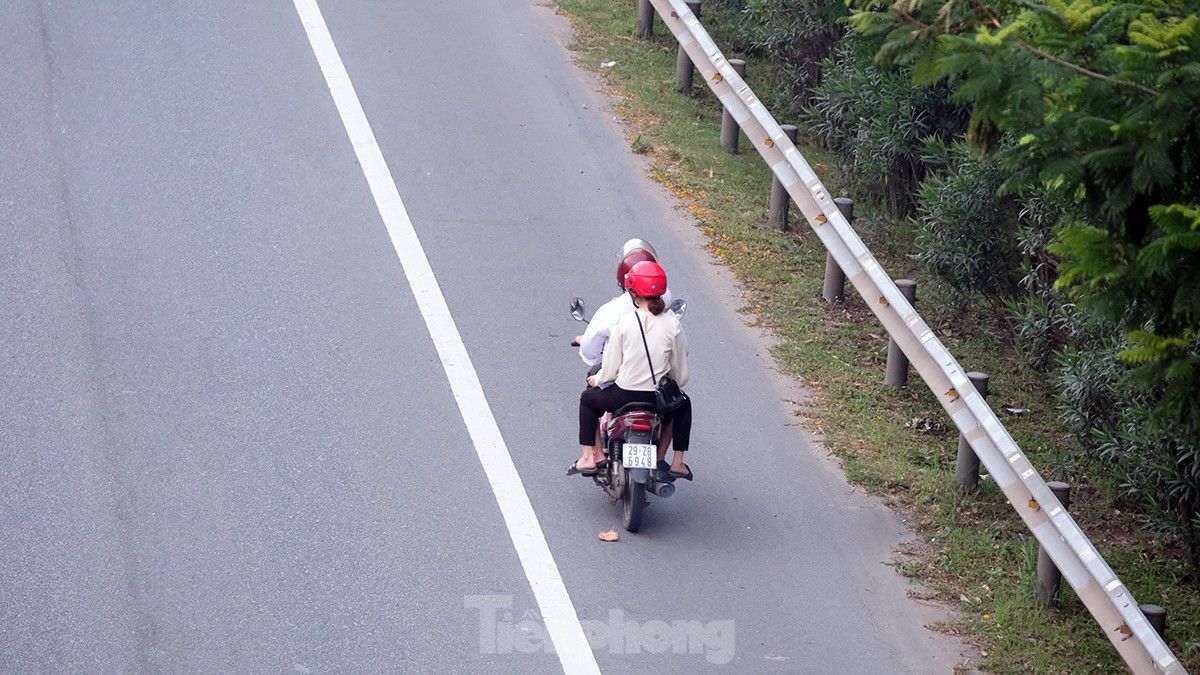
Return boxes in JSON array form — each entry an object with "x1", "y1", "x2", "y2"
[{"x1": 634, "y1": 310, "x2": 658, "y2": 386}]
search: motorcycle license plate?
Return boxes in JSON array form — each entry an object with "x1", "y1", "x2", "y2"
[{"x1": 622, "y1": 443, "x2": 656, "y2": 469}]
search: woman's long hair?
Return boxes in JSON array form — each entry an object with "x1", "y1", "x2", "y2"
[
  {"x1": 630, "y1": 291, "x2": 665, "y2": 315},
  {"x1": 643, "y1": 295, "x2": 665, "y2": 315}
]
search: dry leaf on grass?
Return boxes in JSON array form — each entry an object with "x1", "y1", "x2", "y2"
[{"x1": 598, "y1": 530, "x2": 619, "y2": 542}]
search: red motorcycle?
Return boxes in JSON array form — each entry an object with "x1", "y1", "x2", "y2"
[{"x1": 570, "y1": 297, "x2": 683, "y2": 532}]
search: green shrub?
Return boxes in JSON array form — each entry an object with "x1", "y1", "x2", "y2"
[
  {"x1": 1007, "y1": 293, "x2": 1062, "y2": 371},
  {"x1": 1054, "y1": 331, "x2": 1124, "y2": 457},
  {"x1": 913, "y1": 139, "x2": 1019, "y2": 306},
  {"x1": 1095, "y1": 362, "x2": 1200, "y2": 569},
  {"x1": 801, "y1": 38, "x2": 967, "y2": 219},
  {"x1": 730, "y1": 0, "x2": 847, "y2": 113},
  {"x1": 699, "y1": 0, "x2": 747, "y2": 10},
  {"x1": 1055, "y1": 324, "x2": 1200, "y2": 568},
  {"x1": 1006, "y1": 189, "x2": 1074, "y2": 370}
]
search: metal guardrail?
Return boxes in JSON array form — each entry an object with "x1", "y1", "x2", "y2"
[{"x1": 646, "y1": 0, "x2": 1186, "y2": 672}]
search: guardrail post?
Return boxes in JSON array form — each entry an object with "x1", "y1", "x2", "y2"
[
  {"x1": 768, "y1": 125, "x2": 800, "y2": 231},
  {"x1": 719, "y1": 59, "x2": 747, "y2": 153},
  {"x1": 955, "y1": 372, "x2": 990, "y2": 488},
  {"x1": 822, "y1": 198, "x2": 851, "y2": 302},
  {"x1": 1035, "y1": 481, "x2": 1072, "y2": 605},
  {"x1": 1140, "y1": 605, "x2": 1167, "y2": 637},
  {"x1": 883, "y1": 279, "x2": 917, "y2": 386},
  {"x1": 637, "y1": 0, "x2": 654, "y2": 38},
  {"x1": 674, "y1": 1, "x2": 701, "y2": 94}
]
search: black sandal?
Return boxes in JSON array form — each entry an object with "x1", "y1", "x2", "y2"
[
  {"x1": 669, "y1": 463, "x2": 693, "y2": 481},
  {"x1": 567, "y1": 461, "x2": 600, "y2": 477}
]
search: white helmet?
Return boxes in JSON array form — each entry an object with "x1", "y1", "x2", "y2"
[
  {"x1": 617, "y1": 238, "x2": 660, "y2": 289},
  {"x1": 622, "y1": 238, "x2": 657, "y2": 260}
]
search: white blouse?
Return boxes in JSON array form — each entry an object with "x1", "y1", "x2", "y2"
[{"x1": 595, "y1": 309, "x2": 688, "y2": 392}]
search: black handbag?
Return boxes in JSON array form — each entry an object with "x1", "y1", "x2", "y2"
[
  {"x1": 635, "y1": 310, "x2": 688, "y2": 416},
  {"x1": 654, "y1": 375, "x2": 687, "y2": 416}
]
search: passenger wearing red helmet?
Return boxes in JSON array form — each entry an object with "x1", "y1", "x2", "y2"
[
  {"x1": 572, "y1": 260, "x2": 693, "y2": 481},
  {"x1": 575, "y1": 238, "x2": 677, "y2": 370}
]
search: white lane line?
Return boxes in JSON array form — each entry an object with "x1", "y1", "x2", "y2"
[{"x1": 290, "y1": 2, "x2": 600, "y2": 673}]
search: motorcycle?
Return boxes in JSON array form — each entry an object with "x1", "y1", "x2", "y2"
[{"x1": 569, "y1": 296, "x2": 686, "y2": 532}]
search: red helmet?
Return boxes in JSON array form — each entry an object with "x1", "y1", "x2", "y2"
[
  {"x1": 616, "y1": 238, "x2": 658, "y2": 289},
  {"x1": 624, "y1": 261, "x2": 667, "y2": 297}
]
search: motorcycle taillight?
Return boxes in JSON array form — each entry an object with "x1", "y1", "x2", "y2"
[{"x1": 629, "y1": 420, "x2": 652, "y2": 431}]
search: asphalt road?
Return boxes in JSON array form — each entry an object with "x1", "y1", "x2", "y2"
[{"x1": 1, "y1": 0, "x2": 969, "y2": 671}]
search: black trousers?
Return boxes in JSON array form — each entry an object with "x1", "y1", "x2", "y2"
[{"x1": 578, "y1": 384, "x2": 693, "y2": 452}]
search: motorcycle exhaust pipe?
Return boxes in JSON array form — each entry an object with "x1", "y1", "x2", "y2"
[{"x1": 647, "y1": 481, "x2": 675, "y2": 498}]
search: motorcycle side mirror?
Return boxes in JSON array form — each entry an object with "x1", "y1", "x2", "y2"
[
  {"x1": 668, "y1": 298, "x2": 686, "y2": 319},
  {"x1": 570, "y1": 297, "x2": 587, "y2": 322}
]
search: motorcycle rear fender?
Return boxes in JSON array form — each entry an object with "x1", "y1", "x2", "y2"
[
  {"x1": 607, "y1": 411, "x2": 660, "y2": 442},
  {"x1": 629, "y1": 467, "x2": 650, "y2": 485}
]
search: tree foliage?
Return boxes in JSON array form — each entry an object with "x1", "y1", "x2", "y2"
[{"x1": 847, "y1": 0, "x2": 1200, "y2": 558}]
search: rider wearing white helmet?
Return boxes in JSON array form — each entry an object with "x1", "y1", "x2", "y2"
[{"x1": 576, "y1": 238, "x2": 679, "y2": 370}]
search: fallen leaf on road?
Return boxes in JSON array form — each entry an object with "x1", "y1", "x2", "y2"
[{"x1": 598, "y1": 530, "x2": 619, "y2": 542}]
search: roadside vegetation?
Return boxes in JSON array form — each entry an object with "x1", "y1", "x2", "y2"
[{"x1": 552, "y1": 0, "x2": 1200, "y2": 672}]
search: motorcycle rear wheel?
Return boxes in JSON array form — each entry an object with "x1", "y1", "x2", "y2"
[{"x1": 622, "y1": 472, "x2": 645, "y2": 532}]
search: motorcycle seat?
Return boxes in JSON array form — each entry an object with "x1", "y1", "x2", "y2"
[{"x1": 613, "y1": 402, "x2": 658, "y2": 417}]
